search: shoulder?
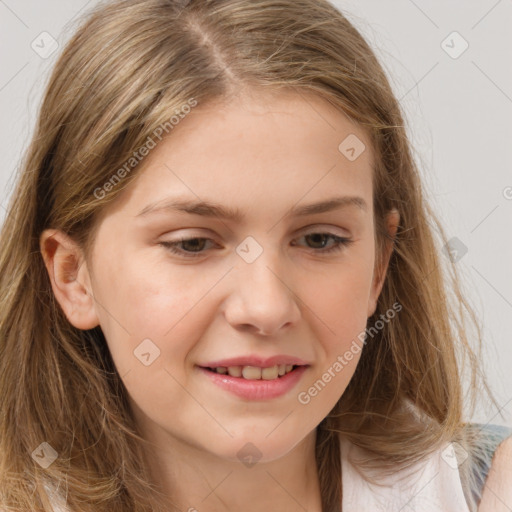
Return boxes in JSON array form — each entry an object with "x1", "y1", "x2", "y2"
[{"x1": 478, "y1": 435, "x2": 512, "y2": 512}]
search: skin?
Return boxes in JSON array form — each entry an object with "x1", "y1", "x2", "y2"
[
  {"x1": 478, "y1": 437, "x2": 512, "y2": 512},
  {"x1": 40, "y1": 89, "x2": 400, "y2": 511}
]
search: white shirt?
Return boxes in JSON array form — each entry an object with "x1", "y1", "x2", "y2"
[
  {"x1": 44, "y1": 439, "x2": 471, "y2": 512},
  {"x1": 341, "y1": 436, "x2": 471, "y2": 511}
]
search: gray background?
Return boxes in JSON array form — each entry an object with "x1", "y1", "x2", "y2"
[{"x1": 1, "y1": 0, "x2": 511, "y2": 427}]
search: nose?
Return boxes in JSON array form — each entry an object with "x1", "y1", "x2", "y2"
[{"x1": 223, "y1": 249, "x2": 301, "y2": 337}]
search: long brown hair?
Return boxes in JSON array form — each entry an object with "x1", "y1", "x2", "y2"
[{"x1": 0, "y1": 1, "x2": 499, "y2": 510}]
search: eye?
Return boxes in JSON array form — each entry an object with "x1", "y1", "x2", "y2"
[
  {"x1": 160, "y1": 237, "x2": 216, "y2": 258},
  {"x1": 159, "y1": 231, "x2": 354, "y2": 258},
  {"x1": 293, "y1": 232, "x2": 354, "y2": 254}
]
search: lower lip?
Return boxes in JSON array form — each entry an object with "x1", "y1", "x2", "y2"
[{"x1": 197, "y1": 365, "x2": 308, "y2": 400}]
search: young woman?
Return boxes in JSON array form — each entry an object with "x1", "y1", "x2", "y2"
[{"x1": 0, "y1": 1, "x2": 510, "y2": 511}]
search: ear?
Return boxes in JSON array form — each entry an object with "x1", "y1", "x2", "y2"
[
  {"x1": 39, "y1": 229, "x2": 100, "y2": 330},
  {"x1": 367, "y1": 208, "x2": 400, "y2": 318}
]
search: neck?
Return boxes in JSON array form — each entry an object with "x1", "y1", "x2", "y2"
[{"x1": 140, "y1": 423, "x2": 323, "y2": 512}]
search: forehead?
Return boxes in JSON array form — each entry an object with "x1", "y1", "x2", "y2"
[{"x1": 102, "y1": 90, "x2": 374, "y2": 221}]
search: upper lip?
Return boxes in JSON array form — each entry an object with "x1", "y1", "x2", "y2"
[{"x1": 199, "y1": 355, "x2": 310, "y2": 368}]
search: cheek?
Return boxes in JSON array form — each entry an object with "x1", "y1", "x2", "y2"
[
  {"x1": 91, "y1": 253, "x2": 212, "y2": 372},
  {"x1": 298, "y1": 253, "x2": 374, "y2": 399},
  {"x1": 302, "y1": 256, "x2": 374, "y2": 335}
]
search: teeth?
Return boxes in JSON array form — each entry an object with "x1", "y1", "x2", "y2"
[
  {"x1": 261, "y1": 366, "x2": 278, "y2": 380},
  {"x1": 213, "y1": 364, "x2": 296, "y2": 379},
  {"x1": 227, "y1": 366, "x2": 242, "y2": 378},
  {"x1": 242, "y1": 366, "x2": 262, "y2": 380}
]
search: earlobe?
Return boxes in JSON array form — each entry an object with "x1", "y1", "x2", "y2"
[
  {"x1": 367, "y1": 208, "x2": 400, "y2": 318},
  {"x1": 39, "y1": 229, "x2": 100, "y2": 330}
]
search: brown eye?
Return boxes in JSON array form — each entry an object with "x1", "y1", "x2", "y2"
[
  {"x1": 304, "y1": 233, "x2": 331, "y2": 249},
  {"x1": 160, "y1": 237, "x2": 215, "y2": 257},
  {"x1": 179, "y1": 238, "x2": 208, "y2": 252},
  {"x1": 293, "y1": 232, "x2": 353, "y2": 254}
]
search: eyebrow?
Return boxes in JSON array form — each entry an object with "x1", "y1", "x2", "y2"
[{"x1": 135, "y1": 195, "x2": 368, "y2": 221}]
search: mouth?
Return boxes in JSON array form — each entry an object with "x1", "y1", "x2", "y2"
[
  {"x1": 201, "y1": 364, "x2": 302, "y2": 380},
  {"x1": 197, "y1": 363, "x2": 309, "y2": 400}
]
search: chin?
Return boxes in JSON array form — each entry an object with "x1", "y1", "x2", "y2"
[{"x1": 214, "y1": 434, "x2": 306, "y2": 466}]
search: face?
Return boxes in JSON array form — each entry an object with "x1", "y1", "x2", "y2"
[{"x1": 42, "y1": 90, "x2": 398, "y2": 466}]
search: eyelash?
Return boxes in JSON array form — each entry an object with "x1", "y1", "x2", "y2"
[{"x1": 159, "y1": 232, "x2": 354, "y2": 258}]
